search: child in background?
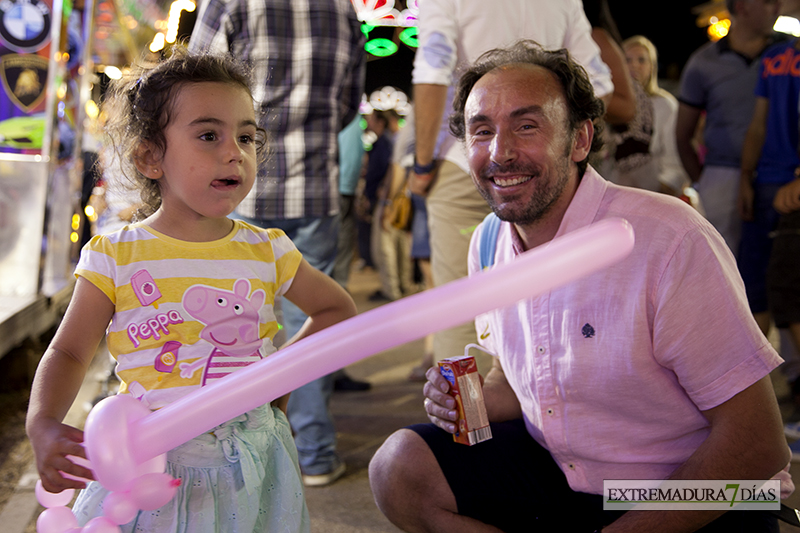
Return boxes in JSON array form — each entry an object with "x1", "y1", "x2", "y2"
[{"x1": 25, "y1": 48, "x2": 356, "y2": 532}]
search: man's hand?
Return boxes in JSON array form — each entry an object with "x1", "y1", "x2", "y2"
[
  {"x1": 409, "y1": 169, "x2": 437, "y2": 197},
  {"x1": 774, "y1": 177, "x2": 800, "y2": 214},
  {"x1": 738, "y1": 173, "x2": 755, "y2": 221},
  {"x1": 422, "y1": 366, "x2": 459, "y2": 433}
]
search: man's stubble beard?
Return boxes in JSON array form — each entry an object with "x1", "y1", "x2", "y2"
[{"x1": 474, "y1": 153, "x2": 572, "y2": 226}]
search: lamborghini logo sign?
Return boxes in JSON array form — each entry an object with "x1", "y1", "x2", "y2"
[{"x1": 1, "y1": 53, "x2": 46, "y2": 112}]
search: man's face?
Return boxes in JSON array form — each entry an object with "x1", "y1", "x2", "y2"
[
  {"x1": 464, "y1": 64, "x2": 583, "y2": 225},
  {"x1": 740, "y1": 0, "x2": 781, "y2": 36},
  {"x1": 781, "y1": 0, "x2": 800, "y2": 17},
  {"x1": 366, "y1": 113, "x2": 384, "y2": 134}
]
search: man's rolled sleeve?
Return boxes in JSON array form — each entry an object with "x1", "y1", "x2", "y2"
[
  {"x1": 411, "y1": 0, "x2": 458, "y2": 86},
  {"x1": 652, "y1": 225, "x2": 782, "y2": 411}
]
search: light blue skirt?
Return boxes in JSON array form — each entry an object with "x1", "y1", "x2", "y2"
[{"x1": 72, "y1": 405, "x2": 309, "y2": 533}]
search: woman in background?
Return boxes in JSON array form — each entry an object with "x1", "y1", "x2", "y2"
[{"x1": 623, "y1": 35, "x2": 690, "y2": 196}]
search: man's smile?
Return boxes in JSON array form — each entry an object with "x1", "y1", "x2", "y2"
[{"x1": 491, "y1": 175, "x2": 533, "y2": 187}]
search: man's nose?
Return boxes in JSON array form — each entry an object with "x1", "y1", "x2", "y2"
[{"x1": 490, "y1": 130, "x2": 517, "y2": 164}]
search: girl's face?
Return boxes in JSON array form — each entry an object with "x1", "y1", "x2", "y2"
[
  {"x1": 625, "y1": 45, "x2": 651, "y2": 86},
  {"x1": 155, "y1": 81, "x2": 258, "y2": 225}
]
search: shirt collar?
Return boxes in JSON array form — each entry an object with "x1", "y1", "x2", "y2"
[
  {"x1": 716, "y1": 32, "x2": 788, "y2": 64},
  {"x1": 507, "y1": 166, "x2": 607, "y2": 253},
  {"x1": 553, "y1": 166, "x2": 607, "y2": 239}
]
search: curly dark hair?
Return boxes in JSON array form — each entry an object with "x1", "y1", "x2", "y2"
[
  {"x1": 448, "y1": 40, "x2": 605, "y2": 177},
  {"x1": 102, "y1": 45, "x2": 266, "y2": 219}
]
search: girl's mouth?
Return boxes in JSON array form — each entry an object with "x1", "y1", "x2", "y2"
[{"x1": 212, "y1": 177, "x2": 240, "y2": 189}]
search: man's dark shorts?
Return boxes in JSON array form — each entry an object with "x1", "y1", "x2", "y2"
[
  {"x1": 408, "y1": 420, "x2": 778, "y2": 532},
  {"x1": 767, "y1": 210, "x2": 800, "y2": 328}
]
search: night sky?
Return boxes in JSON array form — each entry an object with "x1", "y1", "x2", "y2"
[{"x1": 365, "y1": 0, "x2": 711, "y2": 97}]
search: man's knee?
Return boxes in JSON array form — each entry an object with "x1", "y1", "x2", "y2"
[
  {"x1": 369, "y1": 428, "x2": 455, "y2": 527},
  {"x1": 370, "y1": 429, "x2": 421, "y2": 512}
]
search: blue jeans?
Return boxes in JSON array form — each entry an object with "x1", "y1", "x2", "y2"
[
  {"x1": 237, "y1": 214, "x2": 341, "y2": 475},
  {"x1": 738, "y1": 183, "x2": 784, "y2": 314}
]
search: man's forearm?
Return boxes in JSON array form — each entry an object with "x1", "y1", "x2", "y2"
[
  {"x1": 740, "y1": 126, "x2": 765, "y2": 180},
  {"x1": 602, "y1": 377, "x2": 788, "y2": 532},
  {"x1": 675, "y1": 104, "x2": 703, "y2": 182},
  {"x1": 413, "y1": 83, "x2": 448, "y2": 165},
  {"x1": 676, "y1": 139, "x2": 702, "y2": 183},
  {"x1": 740, "y1": 97, "x2": 769, "y2": 180},
  {"x1": 482, "y1": 365, "x2": 523, "y2": 422}
]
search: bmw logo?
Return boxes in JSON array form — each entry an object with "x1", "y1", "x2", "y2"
[{"x1": 0, "y1": 0, "x2": 51, "y2": 53}]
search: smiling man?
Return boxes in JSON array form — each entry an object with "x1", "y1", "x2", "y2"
[{"x1": 368, "y1": 41, "x2": 790, "y2": 533}]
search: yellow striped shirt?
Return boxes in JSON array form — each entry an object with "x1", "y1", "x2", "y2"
[{"x1": 75, "y1": 220, "x2": 302, "y2": 409}]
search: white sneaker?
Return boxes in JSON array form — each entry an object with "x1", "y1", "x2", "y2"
[{"x1": 302, "y1": 462, "x2": 346, "y2": 487}]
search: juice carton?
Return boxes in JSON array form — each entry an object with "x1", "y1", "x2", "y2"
[{"x1": 438, "y1": 355, "x2": 492, "y2": 445}]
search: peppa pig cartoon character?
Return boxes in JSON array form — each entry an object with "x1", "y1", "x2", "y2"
[{"x1": 179, "y1": 279, "x2": 267, "y2": 386}]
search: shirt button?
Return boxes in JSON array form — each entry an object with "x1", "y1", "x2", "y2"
[
  {"x1": 546, "y1": 408, "x2": 554, "y2": 416},
  {"x1": 537, "y1": 345, "x2": 545, "y2": 354},
  {"x1": 568, "y1": 463, "x2": 576, "y2": 470}
]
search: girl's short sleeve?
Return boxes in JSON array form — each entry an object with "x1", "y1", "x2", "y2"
[
  {"x1": 74, "y1": 234, "x2": 118, "y2": 304},
  {"x1": 266, "y1": 228, "x2": 302, "y2": 297}
]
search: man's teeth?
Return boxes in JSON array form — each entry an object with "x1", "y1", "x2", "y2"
[{"x1": 493, "y1": 175, "x2": 532, "y2": 187}]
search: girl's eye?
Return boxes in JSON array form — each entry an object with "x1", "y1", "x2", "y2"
[
  {"x1": 200, "y1": 132, "x2": 218, "y2": 142},
  {"x1": 239, "y1": 134, "x2": 254, "y2": 145}
]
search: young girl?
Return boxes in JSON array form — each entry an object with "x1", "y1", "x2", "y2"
[{"x1": 25, "y1": 48, "x2": 357, "y2": 532}]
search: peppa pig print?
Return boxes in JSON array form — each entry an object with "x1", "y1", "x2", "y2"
[{"x1": 178, "y1": 278, "x2": 267, "y2": 385}]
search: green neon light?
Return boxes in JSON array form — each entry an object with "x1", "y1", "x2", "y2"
[
  {"x1": 399, "y1": 27, "x2": 418, "y2": 48},
  {"x1": 361, "y1": 23, "x2": 376, "y2": 38},
  {"x1": 365, "y1": 38, "x2": 398, "y2": 57}
]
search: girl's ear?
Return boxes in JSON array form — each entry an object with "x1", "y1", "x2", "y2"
[{"x1": 134, "y1": 142, "x2": 163, "y2": 179}]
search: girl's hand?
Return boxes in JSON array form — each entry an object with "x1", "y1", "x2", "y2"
[{"x1": 29, "y1": 418, "x2": 94, "y2": 493}]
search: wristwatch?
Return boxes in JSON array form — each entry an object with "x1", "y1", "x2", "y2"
[{"x1": 413, "y1": 158, "x2": 436, "y2": 175}]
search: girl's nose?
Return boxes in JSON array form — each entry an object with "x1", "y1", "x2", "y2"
[{"x1": 224, "y1": 137, "x2": 245, "y2": 163}]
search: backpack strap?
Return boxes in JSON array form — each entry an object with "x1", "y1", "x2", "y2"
[{"x1": 479, "y1": 212, "x2": 501, "y2": 270}]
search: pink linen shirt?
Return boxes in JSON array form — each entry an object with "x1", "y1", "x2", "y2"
[{"x1": 469, "y1": 167, "x2": 782, "y2": 495}]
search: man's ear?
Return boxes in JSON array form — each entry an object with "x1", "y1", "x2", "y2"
[
  {"x1": 133, "y1": 141, "x2": 163, "y2": 179},
  {"x1": 570, "y1": 119, "x2": 593, "y2": 164}
]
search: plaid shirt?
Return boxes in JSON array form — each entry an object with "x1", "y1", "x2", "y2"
[{"x1": 189, "y1": 0, "x2": 365, "y2": 219}]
